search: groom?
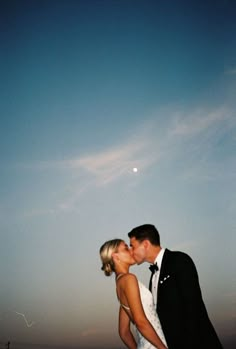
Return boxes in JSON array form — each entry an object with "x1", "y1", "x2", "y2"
[{"x1": 128, "y1": 224, "x2": 223, "y2": 349}]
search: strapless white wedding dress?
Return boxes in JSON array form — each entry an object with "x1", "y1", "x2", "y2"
[{"x1": 134, "y1": 281, "x2": 167, "y2": 349}]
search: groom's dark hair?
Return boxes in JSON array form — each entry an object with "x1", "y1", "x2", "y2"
[{"x1": 128, "y1": 224, "x2": 160, "y2": 246}]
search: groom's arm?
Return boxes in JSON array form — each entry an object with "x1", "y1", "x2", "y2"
[{"x1": 175, "y1": 253, "x2": 205, "y2": 334}]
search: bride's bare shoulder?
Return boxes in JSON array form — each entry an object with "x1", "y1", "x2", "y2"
[{"x1": 119, "y1": 273, "x2": 138, "y2": 284}]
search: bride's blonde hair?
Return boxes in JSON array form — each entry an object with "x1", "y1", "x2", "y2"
[{"x1": 100, "y1": 239, "x2": 123, "y2": 276}]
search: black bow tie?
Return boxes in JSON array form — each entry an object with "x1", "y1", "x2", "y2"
[{"x1": 149, "y1": 263, "x2": 159, "y2": 273}]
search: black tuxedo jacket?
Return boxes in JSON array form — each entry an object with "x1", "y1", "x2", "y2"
[{"x1": 150, "y1": 249, "x2": 223, "y2": 349}]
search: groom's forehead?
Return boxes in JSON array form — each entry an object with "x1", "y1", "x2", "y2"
[{"x1": 129, "y1": 237, "x2": 142, "y2": 246}]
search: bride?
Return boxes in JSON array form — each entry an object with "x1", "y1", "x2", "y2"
[{"x1": 100, "y1": 239, "x2": 168, "y2": 349}]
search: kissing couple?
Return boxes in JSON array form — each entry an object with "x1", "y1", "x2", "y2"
[{"x1": 100, "y1": 224, "x2": 223, "y2": 349}]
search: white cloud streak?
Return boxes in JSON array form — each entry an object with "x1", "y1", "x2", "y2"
[
  {"x1": 67, "y1": 140, "x2": 156, "y2": 184},
  {"x1": 13, "y1": 311, "x2": 35, "y2": 328},
  {"x1": 169, "y1": 107, "x2": 230, "y2": 137},
  {"x1": 18, "y1": 104, "x2": 235, "y2": 214}
]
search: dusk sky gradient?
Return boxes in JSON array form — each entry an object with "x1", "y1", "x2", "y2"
[{"x1": 0, "y1": 1, "x2": 236, "y2": 348}]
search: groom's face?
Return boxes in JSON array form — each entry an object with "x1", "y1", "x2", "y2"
[{"x1": 129, "y1": 237, "x2": 147, "y2": 265}]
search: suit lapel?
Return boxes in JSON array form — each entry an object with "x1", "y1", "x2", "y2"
[{"x1": 158, "y1": 249, "x2": 170, "y2": 293}]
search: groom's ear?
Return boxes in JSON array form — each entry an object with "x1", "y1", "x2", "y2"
[{"x1": 143, "y1": 240, "x2": 150, "y2": 250}]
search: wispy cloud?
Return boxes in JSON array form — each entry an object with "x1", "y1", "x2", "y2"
[
  {"x1": 225, "y1": 67, "x2": 236, "y2": 75},
  {"x1": 19, "y1": 105, "x2": 233, "y2": 180},
  {"x1": 18, "y1": 104, "x2": 235, "y2": 214},
  {"x1": 12, "y1": 311, "x2": 35, "y2": 328},
  {"x1": 19, "y1": 134, "x2": 157, "y2": 184},
  {"x1": 67, "y1": 140, "x2": 156, "y2": 185},
  {"x1": 54, "y1": 139, "x2": 159, "y2": 211},
  {"x1": 169, "y1": 107, "x2": 230, "y2": 137}
]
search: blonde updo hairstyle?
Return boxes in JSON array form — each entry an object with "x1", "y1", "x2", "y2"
[{"x1": 100, "y1": 239, "x2": 123, "y2": 276}]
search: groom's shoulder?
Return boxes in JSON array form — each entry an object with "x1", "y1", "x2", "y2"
[{"x1": 165, "y1": 248, "x2": 194, "y2": 263}]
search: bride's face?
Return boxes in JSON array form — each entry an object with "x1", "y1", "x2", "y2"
[{"x1": 117, "y1": 241, "x2": 136, "y2": 266}]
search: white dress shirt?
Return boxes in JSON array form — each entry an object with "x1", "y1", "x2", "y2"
[{"x1": 151, "y1": 248, "x2": 165, "y2": 307}]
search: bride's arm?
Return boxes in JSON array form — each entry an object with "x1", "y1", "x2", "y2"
[
  {"x1": 118, "y1": 306, "x2": 137, "y2": 349},
  {"x1": 123, "y1": 274, "x2": 167, "y2": 349}
]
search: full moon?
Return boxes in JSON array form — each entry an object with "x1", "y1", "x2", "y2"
[{"x1": 133, "y1": 167, "x2": 138, "y2": 173}]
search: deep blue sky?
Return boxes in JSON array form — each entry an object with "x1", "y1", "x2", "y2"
[{"x1": 0, "y1": 1, "x2": 236, "y2": 348}]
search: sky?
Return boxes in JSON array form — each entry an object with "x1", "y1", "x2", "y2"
[{"x1": 0, "y1": 0, "x2": 236, "y2": 348}]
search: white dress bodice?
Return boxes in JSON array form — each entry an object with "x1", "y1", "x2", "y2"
[{"x1": 134, "y1": 281, "x2": 167, "y2": 349}]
